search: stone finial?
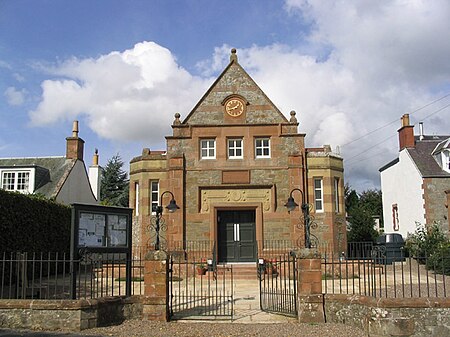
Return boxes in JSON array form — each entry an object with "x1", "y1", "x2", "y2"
[
  {"x1": 230, "y1": 48, "x2": 238, "y2": 63},
  {"x1": 290, "y1": 110, "x2": 298, "y2": 123},
  {"x1": 142, "y1": 148, "x2": 150, "y2": 156},
  {"x1": 173, "y1": 112, "x2": 181, "y2": 125},
  {"x1": 324, "y1": 145, "x2": 332, "y2": 153}
]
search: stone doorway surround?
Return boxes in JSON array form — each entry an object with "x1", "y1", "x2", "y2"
[{"x1": 209, "y1": 203, "x2": 264, "y2": 246}]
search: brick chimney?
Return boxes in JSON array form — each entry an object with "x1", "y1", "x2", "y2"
[
  {"x1": 398, "y1": 114, "x2": 415, "y2": 151},
  {"x1": 66, "y1": 120, "x2": 85, "y2": 160}
]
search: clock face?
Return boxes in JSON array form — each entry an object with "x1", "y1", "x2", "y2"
[{"x1": 225, "y1": 99, "x2": 244, "y2": 117}]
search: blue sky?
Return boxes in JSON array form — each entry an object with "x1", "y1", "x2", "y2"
[{"x1": 1, "y1": 0, "x2": 450, "y2": 191}]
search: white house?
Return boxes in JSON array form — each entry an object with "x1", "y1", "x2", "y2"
[
  {"x1": 379, "y1": 114, "x2": 450, "y2": 238},
  {"x1": 0, "y1": 121, "x2": 101, "y2": 205}
]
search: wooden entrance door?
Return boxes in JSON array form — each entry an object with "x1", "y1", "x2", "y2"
[{"x1": 217, "y1": 210, "x2": 256, "y2": 263}]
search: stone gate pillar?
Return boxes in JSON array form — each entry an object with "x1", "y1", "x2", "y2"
[
  {"x1": 295, "y1": 248, "x2": 325, "y2": 323},
  {"x1": 142, "y1": 250, "x2": 169, "y2": 321}
]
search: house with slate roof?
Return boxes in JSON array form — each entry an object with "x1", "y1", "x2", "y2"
[
  {"x1": 380, "y1": 114, "x2": 450, "y2": 238},
  {"x1": 129, "y1": 49, "x2": 346, "y2": 257},
  {"x1": 0, "y1": 121, "x2": 101, "y2": 205}
]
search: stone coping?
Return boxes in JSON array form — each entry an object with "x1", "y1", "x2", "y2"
[
  {"x1": 325, "y1": 294, "x2": 450, "y2": 308},
  {"x1": 0, "y1": 295, "x2": 141, "y2": 310}
]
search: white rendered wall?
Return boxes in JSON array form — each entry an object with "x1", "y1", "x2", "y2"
[
  {"x1": 88, "y1": 165, "x2": 101, "y2": 201},
  {"x1": 381, "y1": 150, "x2": 425, "y2": 238},
  {"x1": 57, "y1": 160, "x2": 98, "y2": 205}
]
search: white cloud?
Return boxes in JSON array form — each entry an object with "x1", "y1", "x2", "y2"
[
  {"x1": 29, "y1": 2, "x2": 450, "y2": 191},
  {"x1": 195, "y1": 1, "x2": 450, "y2": 190},
  {"x1": 30, "y1": 41, "x2": 212, "y2": 143},
  {"x1": 4, "y1": 87, "x2": 26, "y2": 106}
]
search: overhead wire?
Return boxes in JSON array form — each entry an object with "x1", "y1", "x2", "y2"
[
  {"x1": 343, "y1": 100, "x2": 450, "y2": 163},
  {"x1": 341, "y1": 92, "x2": 450, "y2": 148}
]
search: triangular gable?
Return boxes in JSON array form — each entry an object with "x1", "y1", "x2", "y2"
[{"x1": 183, "y1": 50, "x2": 288, "y2": 125}]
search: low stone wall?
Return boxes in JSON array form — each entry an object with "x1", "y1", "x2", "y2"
[
  {"x1": 325, "y1": 294, "x2": 450, "y2": 336},
  {"x1": 0, "y1": 296, "x2": 142, "y2": 331}
]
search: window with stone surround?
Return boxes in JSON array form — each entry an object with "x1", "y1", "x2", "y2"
[
  {"x1": 392, "y1": 204, "x2": 399, "y2": 231},
  {"x1": 255, "y1": 138, "x2": 270, "y2": 158},
  {"x1": 1, "y1": 170, "x2": 31, "y2": 193},
  {"x1": 134, "y1": 182, "x2": 139, "y2": 216},
  {"x1": 228, "y1": 138, "x2": 243, "y2": 159},
  {"x1": 334, "y1": 177, "x2": 340, "y2": 213},
  {"x1": 150, "y1": 180, "x2": 159, "y2": 215},
  {"x1": 314, "y1": 178, "x2": 324, "y2": 212},
  {"x1": 200, "y1": 139, "x2": 216, "y2": 159}
]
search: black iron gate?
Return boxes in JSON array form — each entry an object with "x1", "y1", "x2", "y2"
[
  {"x1": 258, "y1": 250, "x2": 297, "y2": 317},
  {"x1": 168, "y1": 242, "x2": 234, "y2": 320}
]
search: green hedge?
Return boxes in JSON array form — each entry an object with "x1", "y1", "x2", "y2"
[{"x1": 0, "y1": 189, "x2": 71, "y2": 253}]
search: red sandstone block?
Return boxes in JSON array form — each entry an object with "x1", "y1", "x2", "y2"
[
  {"x1": 310, "y1": 282, "x2": 322, "y2": 294},
  {"x1": 299, "y1": 271, "x2": 320, "y2": 283},
  {"x1": 310, "y1": 259, "x2": 321, "y2": 270}
]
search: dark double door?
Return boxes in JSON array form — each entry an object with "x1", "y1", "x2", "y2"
[{"x1": 217, "y1": 210, "x2": 256, "y2": 263}]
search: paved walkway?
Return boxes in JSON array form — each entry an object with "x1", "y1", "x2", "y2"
[{"x1": 175, "y1": 278, "x2": 297, "y2": 323}]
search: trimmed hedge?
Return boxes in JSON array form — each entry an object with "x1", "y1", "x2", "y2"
[{"x1": 0, "y1": 189, "x2": 71, "y2": 253}]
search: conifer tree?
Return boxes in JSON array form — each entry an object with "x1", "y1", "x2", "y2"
[{"x1": 100, "y1": 154, "x2": 129, "y2": 207}]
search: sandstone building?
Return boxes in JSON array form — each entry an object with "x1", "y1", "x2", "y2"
[{"x1": 129, "y1": 49, "x2": 345, "y2": 261}]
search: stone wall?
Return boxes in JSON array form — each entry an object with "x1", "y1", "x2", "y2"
[
  {"x1": 325, "y1": 294, "x2": 450, "y2": 336},
  {"x1": 423, "y1": 177, "x2": 450, "y2": 234},
  {"x1": 0, "y1": 296, "x2": 142, "y2": 331}
]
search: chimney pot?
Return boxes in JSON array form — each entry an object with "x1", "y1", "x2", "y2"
[
  {"x1": 401, "y1": 114, "x2": 410, "y2": 127},
  {"x1": 419, "y1": 122, "x2": 424, "y2": 141},
  {"x1": 72, "y1": 120, "x2": 79, "y2": 137}
]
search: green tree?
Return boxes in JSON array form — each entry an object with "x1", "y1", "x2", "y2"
[
  {"x1": 359, "y1": 189, "x2": 383, "y2": 227},
  {"x1": 345, "y1": 185, "x2": 382, "y2": 242},
  {"x1": 100, "y1": 154, "x2": 129, "y2": 207},
  {"x1": 347, "y1": 205, "x2": 378, "y2": 242},
  {"x1": 344, "y1": 183, "x2": 359, "y2": 214}
]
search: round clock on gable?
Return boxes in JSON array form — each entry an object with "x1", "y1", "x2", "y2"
[{"x1": 225, "y1": 98, "x2": 245, "y2": 117}]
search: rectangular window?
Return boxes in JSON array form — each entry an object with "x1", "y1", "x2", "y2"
[
  {"x1": 150, "y1": 180, "x2": 159, "y2": 214},
  {"x1": 314, "y1": 178, "x2": 324, "y2": 212},
  {"x1": 228, "y1": 138, "x2": 243, "y2": 159},
  {"x1": 255, "y1": 138, "x2": 270, "y2": 158},
  {"x1": 134, "y1": 182, "x2": 139, "y2": 216},
  {"x1": 334, "y1": 177, "x2": 340, "y2": 213},
  {"x1": 1, "y1": 171, "x2": 30, "y2": 193},
  {"x1": 392, "y1": 204, "x2": 399, "y2": 231},
  {"x1": 200, "y1": 139, "x2": 216, "y2": 159}
]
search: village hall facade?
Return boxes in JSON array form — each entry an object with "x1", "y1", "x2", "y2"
[{"x1": 129, "y1": 49, "x2": 346, "y2": 261}]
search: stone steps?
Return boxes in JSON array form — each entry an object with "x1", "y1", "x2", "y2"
[{"x1": 209, "y1": 264, "x2": 259, "y2": 280}]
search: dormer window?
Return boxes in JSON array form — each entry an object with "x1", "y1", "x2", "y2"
[
  {"x1": 431, "y1": 138, "x2": 450, "y2": 173},
  {"x1": 1, "y1": 170, "x2": 32, "y2": 193}
]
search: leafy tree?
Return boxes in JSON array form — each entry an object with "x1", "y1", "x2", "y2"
[
  {"x1": 347, "y1": 205, "x2": 378, "y2": 242},
  {"x1": 359, "y1": 189, "x2": 383, "y2": 227},
  {"x1": 100, "y1": 154, "x2": 129, "y2": 207},
  {"x1": 345, "y1": 183, "x2": 359, "y2": 214},
  {"x1": 345, "y1": 185, "x2": 382, "y2": 242}
]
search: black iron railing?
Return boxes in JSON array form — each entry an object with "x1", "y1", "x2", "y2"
[
  {"x1": 322, "y1": 246, "x2": 450, "y2": 298},
  {"x1": 0, "y1": 249, "x2": 146, "y2": 300}
]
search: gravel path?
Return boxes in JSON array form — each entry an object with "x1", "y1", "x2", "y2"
[
  {"x1": 0, "y1": 321, "x2": 367, "y2": 337},
  {"x1": 76, "y1": 319, "x2": 367, "y2": 337}
]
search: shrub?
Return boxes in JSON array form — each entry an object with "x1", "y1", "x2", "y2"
[
  {"x1": 0, "y1": 189, "x2": 71, "y2": 253},
  {"x1": 406, "y1": 222, "x2": 447, "y2": 261},
  {"x1": 427, "y1": 242, "x2": 450, "y2": 275}
]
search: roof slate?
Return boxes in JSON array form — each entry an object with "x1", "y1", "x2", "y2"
[
  {"x1": 407, "y1": 136, "x2": 450, "y2": 177},
  {"x1": 0, "y1": 157, "x2": 76, "y2": 198}
]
